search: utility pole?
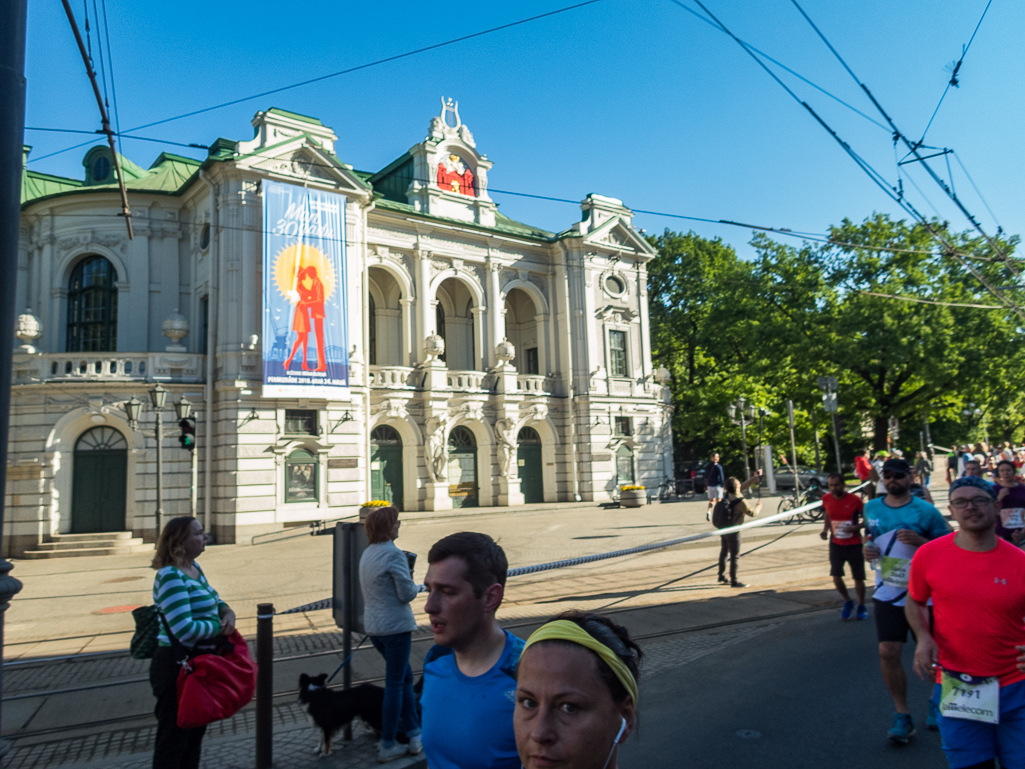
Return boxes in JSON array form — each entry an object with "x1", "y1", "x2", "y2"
[
  {"x1": 728, "y1": 397, "x2": 756, "y2": 480},
  {"x1": 0, "y1": 0, "x2": 28, "y2": 755},
  {"x1": 786, "y1": 400, "x2": 801, "y2": 492}
]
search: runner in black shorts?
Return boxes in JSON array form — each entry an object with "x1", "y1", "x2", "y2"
[{"x1": 820, "y1": 473, "x2": 867, "y2": 620}]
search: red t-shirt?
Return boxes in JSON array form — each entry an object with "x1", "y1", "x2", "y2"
[
  {"x1": 854, "y1": 455, "x2": 872, "y2": 481},
  {"x1": 909, "y1": 534, "x2": 1025, "y2": 686},
  {"x1": 821, "y1": 492, "x2": 863, "y2": 544}
]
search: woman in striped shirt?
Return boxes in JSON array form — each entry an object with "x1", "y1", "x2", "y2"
[{"x1": 150, "y1": 516, "x2": 235, "y2": 769}]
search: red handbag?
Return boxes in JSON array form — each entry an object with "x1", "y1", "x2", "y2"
[{"x1": 176, "y1": 630, "x2": 257, "y2": 728}]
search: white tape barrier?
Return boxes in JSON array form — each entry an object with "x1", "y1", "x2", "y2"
[{"x1": 278, "y1": 482, "x2": 868, "y2": 610}]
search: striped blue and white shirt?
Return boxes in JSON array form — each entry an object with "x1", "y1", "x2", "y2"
[{"x1": 153, "y1": 564, "x2": 225, "y2": 647}]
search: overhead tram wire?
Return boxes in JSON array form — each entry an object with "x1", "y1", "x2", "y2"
[
  {"x1": 953, "y1": 150, "x2": 1003, "y2": 232},
  {"x1": 28, "y1": 0, "x2": 604, "y2": 164},
  {"x1": 920, "y1": 0, "x2": 993, "y2": 143},
  {"x1": 788, "y1": 0, "x2": 1021, "y2": 287},
  {"x1": 665, "y1": 0, "x2": 889, "y2": 132},
  {"x1": 99, "y1": 0, "x2": 125, "y2": 160},
  {"x1": 680, "y1": 0, "x2": 1025, "y2": 320},
  {"x1": 24, "y1": 141, "x2": 1025, "y2": 266}
]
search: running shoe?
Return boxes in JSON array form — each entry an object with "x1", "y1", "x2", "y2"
[
  {"x1": 378, "y1": 743, "x2": 408, "y2": 763},
  {"x1": 841, "y1": 600, "x2": 854, "y2": 620},
  {"x1": 887, "y1": 713, "x2": 915, "y2": 744},
  {"x1": 927, "y1": 701, "x2": 939, "y2": 731},
  {"x1": 730, "y1": 581, "x2": 749, "y2": 588},
  {"x1": 856, "y1": 604, "x2": 868, "y2": 621}
]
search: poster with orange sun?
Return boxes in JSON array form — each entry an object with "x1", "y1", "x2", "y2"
[{"x1": 262, "y1": 181, "x2": 349, "y2": 398}]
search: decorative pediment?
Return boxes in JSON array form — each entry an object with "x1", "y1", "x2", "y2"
[
  {"x1": 596, "y1": 305, "x2": 639, "y2": 324},
  {"x1": 583, "y1": 218, "x2": 654, "y2": 256},
  {"x1": 238, "y1": 140, "x2": 371, "y2": 201}
]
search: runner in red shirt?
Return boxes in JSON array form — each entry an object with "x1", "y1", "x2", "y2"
[
  {"x1": 819, "y1": 473, "x2": 866, "y2": 620},
  {"x1": 907, "y1": 476, "x2": 1025, "y2": 769}
]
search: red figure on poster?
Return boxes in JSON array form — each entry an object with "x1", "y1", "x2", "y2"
[{"x1": 283, "y1": 266, "x2": 327, "y2": 371}]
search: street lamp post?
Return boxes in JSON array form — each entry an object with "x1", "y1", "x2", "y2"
[
  {"x1": 174, "y1": 397, "x2": 197, "y2": 517},
  {"x1": 728, "y1": 397, "x2": 756, "y2": 480},
  {"x1": 124, "y1": 385, "x2": 184, "y2": 541}
]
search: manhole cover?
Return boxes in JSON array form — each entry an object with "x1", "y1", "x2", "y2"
[
  {"x1": 104, "y1": 576, "x2": 145, "y2": 583},
  {"x1": 736, "y1": 730, "x2": 762, "y2": 739},
  {"x1": 96, "y1": 605, "x2": 143, "y2": 614}
]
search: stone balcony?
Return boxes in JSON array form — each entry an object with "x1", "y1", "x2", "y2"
[
  {"x1": 446, "y1": 370, "x2": 489, "y2": 391},
  {"x1": 368, "y1": 365, "x2": 416, "y2": 388},
  {"x1": 516, "y1": 374, "x2": 553, "y2": 394},
  {"x1": 12, "y1": 352, "x2": 206, "y2": 385}
]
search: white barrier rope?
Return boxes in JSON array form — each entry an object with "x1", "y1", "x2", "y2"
[{"x1": 277, "y1": 482, "x2": 868, "y2": 612}]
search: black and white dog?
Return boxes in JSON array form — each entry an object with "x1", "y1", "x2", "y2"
[{"x1": 298, "y1": 674, "x2": 410, "y2": 757}]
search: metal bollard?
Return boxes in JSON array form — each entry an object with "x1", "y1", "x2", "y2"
[{"x1": 256, "y1": 602, "x2": 274, "y2": 769}]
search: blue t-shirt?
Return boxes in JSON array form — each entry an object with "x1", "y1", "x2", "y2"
[
  {"x1": 420, "y1": 629, "x2": 525, "y2": 769},
  {"x1": 864, "y1": 495, "x2": 949, "y2": 606}
]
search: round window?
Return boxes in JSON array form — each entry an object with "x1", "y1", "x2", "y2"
[
  {"x1": 199, "y1": 223, "x2": 211, "y2": 250},
  {"x1": 605, "y1": 275, "x2": 625, "y2": 295},
  {"x1": 93, "y1": 156, "x2": 111, "y2": 182}
]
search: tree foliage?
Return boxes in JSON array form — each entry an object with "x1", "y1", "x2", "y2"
[{"x1": 647, "y1": 215, "x2": 1025, "y2": 474}]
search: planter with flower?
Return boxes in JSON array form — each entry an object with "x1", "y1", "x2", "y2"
[
  {"x1": 359, "y1": 499, "x2": 391, "y2": 520},
  {"x1": 619, "y1": 485, "x2": 645, "y2": 508}
]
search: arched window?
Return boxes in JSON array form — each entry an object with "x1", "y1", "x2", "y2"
[
  {"x1": 67, "y1": 256, "x2": 118, "y2": 352},
  {"x1": 371, "y1": 425, "x2": 402, "y2": 445},
  {"x1": 448, "y1": 426, "x2": 476, "y2": 448},
  {"x1": 368, "y1": 293, "x2": 377, "y2": 366},
  {"x1": 285, "y1": 448, "x2": 318, "y2": 503},
  {"x1": 517, "y1": 426, "x2": 541, "y2": 444}
]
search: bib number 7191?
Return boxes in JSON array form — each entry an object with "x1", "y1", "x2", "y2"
[{"x1": 940, "y1": 670, "x2": 999, "y2": 724}]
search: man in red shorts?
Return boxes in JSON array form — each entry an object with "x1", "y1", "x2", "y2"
[
  {"x1": 820, "y1": 472, "x2": 867, "y2": 620},
  {"x1": 907, "y1": 475, "x2": 1025, "y2": 769}
]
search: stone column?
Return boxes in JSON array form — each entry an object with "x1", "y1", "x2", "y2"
[{"x1": 414, "y1": 250, "x2": 432, "y2": 365}]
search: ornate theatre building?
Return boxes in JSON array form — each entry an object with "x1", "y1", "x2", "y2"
[{"x1": 7, "y1": 101, "x2": 673, "y2": 556}]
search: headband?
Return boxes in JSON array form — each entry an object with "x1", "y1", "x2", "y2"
[
  {"x1": 522, "y1": 620, "x2": 639, "y2": 706},
  {"x1": 949, "y1": 476, "x2": 998, "y2": 499}
]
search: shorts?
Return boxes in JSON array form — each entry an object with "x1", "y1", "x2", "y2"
[
  {"x1": 932, "y1": 679, "x2": 1025, "y2": 768},
  {"x1": 707, "y1": 486, "x2": 724, "y2": 500},
  {"x1": 829, "y1": 542, "x2": 866, "y2": 580},
  {"x1": 873, "y1": 598, "x2": 924, "y2": 644}
]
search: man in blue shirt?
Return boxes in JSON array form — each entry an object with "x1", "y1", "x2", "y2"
[
  {"x1": 420, "y1": 532, "x2": 524, "y2": 769},
  {"x1": 863, "y1": 457, "x2": 951, "y2": 745}
]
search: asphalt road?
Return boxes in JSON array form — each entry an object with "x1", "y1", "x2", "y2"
[{"x1": 621, "y1": 610, "x2": 944, "y2": 769}]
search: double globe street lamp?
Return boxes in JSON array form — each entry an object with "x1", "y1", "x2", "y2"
[
  {"x1": 728, "y1": 397, "x2": 757, "y2": 480},
  {"x1": 123, "y1": 385, "x2": 193, "y2": 540}
]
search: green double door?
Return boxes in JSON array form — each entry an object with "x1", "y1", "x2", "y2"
[
  {"x1": 447, "y1": 426, "x2": 478, "y2": 508},
  {"x1": 72, "y1": 427, "x2": 128, "y2": 533},
  {"x1": 370, "y1": 426, "x2": 403, "y2": 510},
  {"x1": 517, "y1": 426, "x2": 543, "y2": 504}
]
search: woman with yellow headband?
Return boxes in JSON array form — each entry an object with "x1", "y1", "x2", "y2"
[{"x1": 515, "y1": 612, "x2": 642, "y2": 769}]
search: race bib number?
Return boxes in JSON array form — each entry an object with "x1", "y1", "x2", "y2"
[
  {"x1": 1001, "y1": 508, "x2": 1025, "y2": 529},
  {"x1": 880, "y1": 556, "x2": 911, "y2": 589},
  {"x1": 831, "y1": 520, "x2": 855, "y2": 540},
  {"x1": 940, "y1": 670, "x2": 999, "y2": 724}
]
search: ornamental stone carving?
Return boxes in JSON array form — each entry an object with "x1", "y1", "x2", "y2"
[
  {"x1": 423, "y1": 334, "x2": 445, "y2": 360},
  {"x1": 15, "y1": 309, "x2": 41, "y2": 354},
  {"x1": 161, "y1": 309, "x2": 189, "y2": 351},
  {"x1": 494, "y1": 338, "x2": 515, "y2": 364}
]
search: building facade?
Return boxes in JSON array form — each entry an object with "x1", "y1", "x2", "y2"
[{"x1": 7, "y1": 101, "x2": 673, "y2": 556}]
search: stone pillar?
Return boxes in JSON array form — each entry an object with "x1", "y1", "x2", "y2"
[
  {"x1": 471, "y1": 307, "x2": 486, "y2": 371},
  {"x1": 400, "y1": 297, "x2": 415, "y2": 367},
  {"x1": 414, "y1": 250, "x2": 432, "y2": 365},
  {"x1": 486, "y1": 261, "x2": 503, "y2": 358}
]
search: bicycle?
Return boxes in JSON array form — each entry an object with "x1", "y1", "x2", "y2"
[
  {"x1": 657, "y1": 476, "x2": 676, "y2": 501},
  {"x1": 674, "y1": 476, "x2": 696, "y2": 500},
  {"x1": 776, "y1": 480, "x2": 825, "y2": 523}
]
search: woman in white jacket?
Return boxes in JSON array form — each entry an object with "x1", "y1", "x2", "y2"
[{"x1": 359, "y1": 506, "x2": 423, "y2": 762}]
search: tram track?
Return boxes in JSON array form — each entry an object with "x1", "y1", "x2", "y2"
[{"x1": 3, "y1": 598, "x2": 831, "y2": 743}]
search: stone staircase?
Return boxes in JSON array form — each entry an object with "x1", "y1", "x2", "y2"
[{"x1": 21, "y1": 531, "x2": 153, "y2": 559}]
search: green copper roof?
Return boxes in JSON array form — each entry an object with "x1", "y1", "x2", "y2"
[
  {"x1": 266, "y1": 107, "x2": 324, "y2": 126},
  {"x1": 22, "y1": 171, "x2": 81, "y2": 205}
]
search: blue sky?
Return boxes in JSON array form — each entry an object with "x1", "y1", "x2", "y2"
[{"x1": 23, "y1": 0, "x2": 1023, "y2": 258}]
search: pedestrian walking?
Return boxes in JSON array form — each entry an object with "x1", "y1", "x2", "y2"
[
  {"x1": 705, "y1": 452, "x2": 725, "y2": 522},
  {"x1": 358, "y1": 506, "x2": 423, "y2": 762},
  {"x1": 855, "y1": 449, "x2": 874, "y2": 499},
  {"x1": 993, "y1": 460, "x2": 1025, "y2": 544},
  {"x1": 149, "y1": 517, "x2": 236, "y2": 769},
  {"x1": 915, "y1": 451, "x2": 933, "y2": 488}
]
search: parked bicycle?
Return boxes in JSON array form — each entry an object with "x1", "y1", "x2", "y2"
[{"x1": 777, "y1": 478, "x2": 825, "y2": 523}]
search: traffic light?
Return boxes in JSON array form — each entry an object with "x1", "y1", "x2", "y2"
[{"x1": 178, "y1": 417, "x2": 196, "y2": 451}]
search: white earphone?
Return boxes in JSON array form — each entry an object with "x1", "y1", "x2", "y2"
[{"x1": 613, "y1": 716, "x2": 628, "y2": 745}]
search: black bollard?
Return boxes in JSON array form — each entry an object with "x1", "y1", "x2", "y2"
[{"x1": 256, "y1": 603, "x2": 274, "y2": 769}]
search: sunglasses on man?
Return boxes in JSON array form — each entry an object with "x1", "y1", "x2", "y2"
[{"x1": 882, "y1": 471, "x2": 907, "y2": 480}]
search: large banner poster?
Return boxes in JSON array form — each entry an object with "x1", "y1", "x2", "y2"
[{"x1": 262, "y1": 181, "x2": 349, "y2": 399}]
